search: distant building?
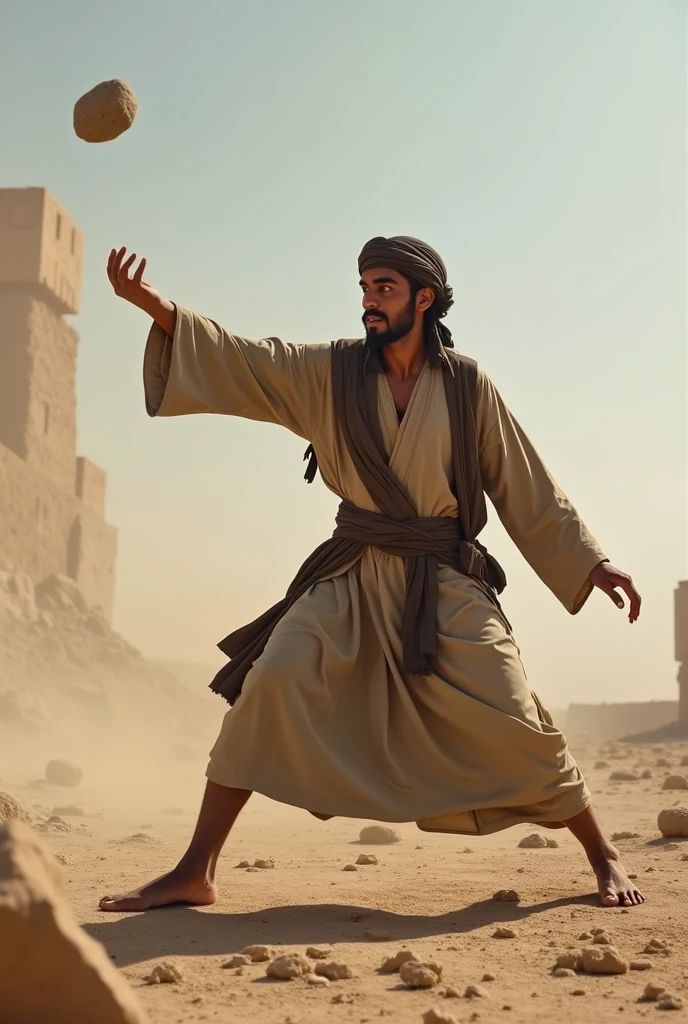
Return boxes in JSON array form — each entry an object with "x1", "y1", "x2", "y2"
[
  {"x1": 676, "y1": 580, "x2": 688, "y2": 725},
  {"x1": 0, "y1": 187, "x2": 117, "y2": 619}
]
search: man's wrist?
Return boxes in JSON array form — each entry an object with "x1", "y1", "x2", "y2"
[{"x1": 142, "y1": 295, "x2": 176, "y2": 336}]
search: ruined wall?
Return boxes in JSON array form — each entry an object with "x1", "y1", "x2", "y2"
[
  {"x1": 68, "y1": 505, "x2": 118, "y2": 619},
  {"x1": 0, "y1": 187, "x2": 116, "y2": 622},
  {"x1": 0, "y1": 290, "x2": 78, "y2": 492},
  {"x1": 0, "y1": 444, "x2": 117, "y2": 619}
]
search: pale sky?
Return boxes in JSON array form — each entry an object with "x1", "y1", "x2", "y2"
[{"x1": 1, "y1": 0, "x2": 685, "y2": 708}]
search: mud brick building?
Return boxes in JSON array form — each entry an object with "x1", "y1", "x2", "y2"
[{"x1": 0, "y1": 187, "x2": 117, "y2": 619}]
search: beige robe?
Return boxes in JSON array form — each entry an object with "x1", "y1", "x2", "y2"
[{"x1": 143, "y1": 305, "x2": 606, "y2": 835}]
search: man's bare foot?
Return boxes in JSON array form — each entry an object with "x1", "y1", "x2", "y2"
[
  {"x1": 99, "y1": 868, "x2": 217, "y2": 912},
  {"x1": 591, "y1": 846, "x2": 645, "y2": 907}
]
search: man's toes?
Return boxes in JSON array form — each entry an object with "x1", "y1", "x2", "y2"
[{"x1": 602, "y1": 891, "x2": 620, "y2": 907}]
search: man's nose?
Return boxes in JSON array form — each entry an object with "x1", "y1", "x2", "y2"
[{"x1": 362, "y1": 294, "x2": 379, "y2": 310}]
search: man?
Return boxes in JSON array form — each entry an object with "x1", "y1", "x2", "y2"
[{"x1": 99, "y1": 236, "x2": 643, "y2": 913}]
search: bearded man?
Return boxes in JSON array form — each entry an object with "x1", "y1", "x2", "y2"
[{"x1": 99, "y1": 235, "x2": 643, "y2": 912}]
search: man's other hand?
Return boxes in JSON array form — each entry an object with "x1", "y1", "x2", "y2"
[{"x1": 590, "y1": 562, "x2": 641, "y2": 623}]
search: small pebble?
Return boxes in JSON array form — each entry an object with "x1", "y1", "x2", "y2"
[{"x1": 147, "y1": 962, "x2": 183, "y2": 985}]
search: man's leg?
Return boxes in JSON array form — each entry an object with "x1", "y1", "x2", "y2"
[
  {"x1": 564, "y1": 803, "x2": 644, "y2": 907},
  {"x1": 99, "y1": 782, "x2": 251, "y2": 912}
]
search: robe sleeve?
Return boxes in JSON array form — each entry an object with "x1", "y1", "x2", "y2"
[
  {"x1": 142, "y1": 304, "x2": 331, "y2": 440},
  {"x1": 475, "y1": 366, "x2": 608, "y2": 614}
]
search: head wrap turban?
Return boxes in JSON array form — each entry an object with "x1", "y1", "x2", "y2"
[{"x1": 358, "y1": 235, "x2": 455, "y2": 359}]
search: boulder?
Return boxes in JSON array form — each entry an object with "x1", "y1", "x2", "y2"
[
  {"x1": 73, "y1": 80, "x2": 138, "y2": 143},
  {"x1": 661, "y1": 775, "x2": 688, "y2": 791},
  {"x1": 657, "y1": 806, "x2": 688, "y2": 837},
  {"x1": 0, "y1": 820, "x2": 148, "y2": 1023}
]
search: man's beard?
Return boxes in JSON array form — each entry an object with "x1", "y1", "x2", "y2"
[{"x1": 363, "y1": 300, "x2": 416, "y2": 352}]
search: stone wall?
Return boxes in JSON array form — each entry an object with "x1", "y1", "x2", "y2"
[
  {"x1": 0, "y1": 444, "x2": 117, "y2": 619},
  {"x1": 0, "y1": 290, "x2": 77, "y2": 492}
]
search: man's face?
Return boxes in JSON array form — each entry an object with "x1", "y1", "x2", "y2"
[{"x1": 359, "y1": 267, "x2": 420, "y2": 350}]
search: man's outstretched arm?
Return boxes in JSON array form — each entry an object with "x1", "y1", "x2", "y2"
[{"x1": 107, "y1": 246, "x2": 330, "y2": 439}]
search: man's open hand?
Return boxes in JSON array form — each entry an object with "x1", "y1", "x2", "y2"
[
  {"x1": 107, "y1": 247, "x2": 162, "y2": 312},
  {"x1": 590, "y1": 562, "x2": 641, "y2": 623}
]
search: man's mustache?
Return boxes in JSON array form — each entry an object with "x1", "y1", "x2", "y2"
[{"x1": 362, "y1": 312, "x2": 388, "y2": 327}]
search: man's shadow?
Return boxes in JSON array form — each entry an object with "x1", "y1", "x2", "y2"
[{"x1": 84, "y1": 893, "x2": 597, "y2": 968}]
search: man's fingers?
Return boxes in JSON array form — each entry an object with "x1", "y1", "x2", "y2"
[
  {"x1": 133, "y1": 257, "x2": 146, "y2": 285},
  {"x1": 621, "y1": 579, "x2": 642, "y2": 622},
  {"x1": 608, "y1": 576, "x2": 642, "y2": 621},
  {"x1": 117, "y1": 252, "x2": 137, "y2": 288}
]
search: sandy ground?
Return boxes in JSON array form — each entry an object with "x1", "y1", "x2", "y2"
[{"x1": 8, "y1": 736, "x2": 688, "y2": 1023}]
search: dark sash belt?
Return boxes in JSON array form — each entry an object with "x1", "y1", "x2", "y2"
[{"x1": 334, "y1": 500, "x2": 483, "y2": 674}]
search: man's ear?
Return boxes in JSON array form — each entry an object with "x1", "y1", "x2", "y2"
[{"x1": 417, "y1": 287, "x2": 435, "y2": 312}]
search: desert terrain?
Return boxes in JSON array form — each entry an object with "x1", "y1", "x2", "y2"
[{"x1": 5, "y1": 733, "x2": 688, "y2": 1022}]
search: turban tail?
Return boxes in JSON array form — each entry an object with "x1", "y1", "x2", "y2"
[{"x1": 358, "y1": 235, "x2": 455, "y2": 354}]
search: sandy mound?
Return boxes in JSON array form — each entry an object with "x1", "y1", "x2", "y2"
[
  {"x1": 73, "y1": 80, "x2": 137, "y2": 143},
  {"x1": 0, "y1": 820, "x2": 148, "y2": 1023}
]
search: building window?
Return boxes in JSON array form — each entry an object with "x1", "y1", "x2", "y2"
[
  {"x1": 56, "y1": 213, "x2": 62, "y2": 240},
  {"x1": 70, "y1": 227, "x2": 76, "y2": 255},
  {"x1": 43, "y1": 402, "x2": 50, "y2": 434}
]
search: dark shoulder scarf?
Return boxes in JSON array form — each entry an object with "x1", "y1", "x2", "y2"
[{"x1": 209, "y1": 339, "x2": 506, "y2": 706}]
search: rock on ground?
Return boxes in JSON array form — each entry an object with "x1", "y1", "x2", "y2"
[
  {"x1": 554, "y1": 951, "x2": 583, "y2": 971},
  {"x1": 423, "y1": 1009, "x2": 460, "y2": 1024},
  {"x1": 266, "y1": 953, "x2": 311, "y2": 980},
  {"x1": 657, "y1": 807, "x2": 688, "y2": 837},
  {"x1": 73, "y1": 80, "x2": 138, "y2": 143},
  {"x1": 493, "y1": 888, "x2": 520, "y2": 902},
  {"x1": 242, "y1": 945, "x2": 274, "y2": 962},
  {"x1": 380, "y1": 949, "x2": 418, "y2": 973},
  {"x1": 581, "y1": 946, "x2": 628, "y2": 975},
  {"x1": 399, "y1": 959, "x2": 442, "y2": 988},
  {"x1": 359, "y1": 825, "x2": 401, "y2": 844},
  {"x1": 146, "y1": 963, "x2": 182, "y2": 985},
  {"x1": 222, "y1": 955, "x2": 251, "y2": 969},
  {"x1": 314, "y1": 960, "x2": 354, "y2": 981},
  {"x1": 662, "y1": 774, "x2": 688, "y2": 791},
  {"x1": 0, "y1": 820, "x2": 148, "y2": 1023},
  {"x1": 518, "y1": 832, "x2": 548, "y2": 848}
]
